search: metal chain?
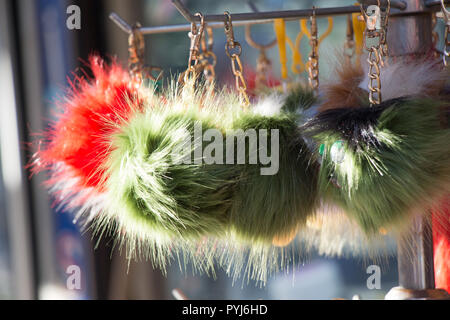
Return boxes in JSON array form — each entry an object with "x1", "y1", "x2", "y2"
[
  {"x1": 367, "y1": 47, "x2": 382, "y2": 105},
  {"x1": 183, "y1": 12, "x2": 205, "y2": 84},
  {"x1": 379, "y1": 0, "x2": 390, "y2": 61},
  {"x1": 307, "y1": 7, "x2": 319, "y2": 92},
  {"x1": 224, "y1": 11, "x2": 250, "y2": 107},
  {"x1": 361, "y1": 0, "x2": 389, "y2": 106},
  {"x1": 198, "y1": 27, "x2": 217, "y2": 84},
  {"x1": 128, "y1": 23, "x2": 146, "y2": 83},
  {"x1": 128, "y1": 23, "x2": 162, "y2": 83}
]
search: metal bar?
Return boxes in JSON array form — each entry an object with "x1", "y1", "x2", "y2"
[
  {"x1": 110, "y1": 0, "x2": 450, "y2": 37},
  {"x1": 109, "y1": 12, "x2": 133, "y2": 34},
  {"x1": 360, "y1": 0, "x2": 407, "y2": 8},
  {"x1": 172, "y1": 5, "x2": 366, "y2": 23},
  {"x1": 172, "y1": 0, "x2": 407, "y2": 24},
  {"x1": 247, "y1": 1, "x2": 260, "y2": 13},
  {"x1": 111, "y1": 6, "x2": 366, "y2": 36},
  {"x1": 172, "y1": 0, "x2": 195, "y2": 22},
  {"x1": 138, "y1": 19, "x2": 276, "y2": 35},
  {"x1": 397, "y1": 214, "x2": 435, "y2": 290}
]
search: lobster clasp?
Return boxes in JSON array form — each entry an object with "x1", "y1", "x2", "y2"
[{"x1": 366, "y1": 5, "x2": 381, "y2": 31}]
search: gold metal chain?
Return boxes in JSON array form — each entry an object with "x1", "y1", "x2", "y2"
[
  {"x1": 367, "y1": 47, "x2": 382, "y2": 105},
  {"x1": 184, "y1": 12, "x2": 205, "y2": 84},
  {"x1": 128, "y1": 23, "x2": 146, "y2": 83},
  {"x1": 224, "y1": 11, "x2": 250, "y2": 107},
  {"x1": 198, "y1": 26, "x2": 217, "y2": 84},
  {"x1": 360, "y1": 0, "x2": 389, "y2": 106},
  {"x1": 128, "y1": 22, "x2": 162, "y2": 83},
  {"x1": 379, "y1": 0, "x2": 390, "y2": 61},
  {"x1": 307, "y1": 7, "x2": 319, "y2": 92}
]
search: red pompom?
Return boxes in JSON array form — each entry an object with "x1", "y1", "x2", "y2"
[
  {"x1": 30, "y1": 56, "x2": 143, "y2": 203},
  {"x1": 433, "y1": 198, "x2": 450, "y2": 293}
]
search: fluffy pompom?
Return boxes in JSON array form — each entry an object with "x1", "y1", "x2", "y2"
[
  {"x1": 103, "y1": 108, "x2": 239, "y2": 241},
  {"x1": 433, "y1": 199, "x2": 450, "y2": 292},
  {"x1": 29, "y1": 56, "x2": 144, "y2": 220},
  {"x1": 319, "y1": 54, "x2": 366, "y2": 112},
  {"x1": 320, "y1": 55, "x2": 448, "y2": 112},
  {"x1": 87, "y1": 80, "x2": 323, "y2": 282},
  {"x1": 305, "y1": 98, "x2": 450, "y2": 233},
  {"x1": 276, "y1": 84, "x2": 396, "y2": 256},
  {"x1": 228, "y1": 110, "x2": 318, "y2": 244}
]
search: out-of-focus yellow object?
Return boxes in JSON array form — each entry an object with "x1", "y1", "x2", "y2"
[
  {"x1": 286, "y1": 22, "x2": 305, "y2": 74},
  {"x1": 274, "y1": 19, "x2": 288, "y2": 80},
  {"x1": 300, "y1": 16, "x2": 334, "y2": 47},
  {"x1": 352, "y1": 11, "x2": 365, "y2": 56}
]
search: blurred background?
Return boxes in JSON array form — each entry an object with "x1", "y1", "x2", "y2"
[{"x1": 3, "y1": 0, "x2": 441, "y2": 300}]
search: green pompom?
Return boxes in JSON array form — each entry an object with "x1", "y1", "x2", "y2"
[
  {"x1": 228, "y1": 112, "x2": 319, "y2": 243},
  {"x1": 105, "y1": 109, "x2": 239, "y2": 241},
  {"x1": 94, "y1": 82, "x2": 322, "y2": 281},
  {"x1": 310, "y1": 99, "x2": 450, "y2": 233}
]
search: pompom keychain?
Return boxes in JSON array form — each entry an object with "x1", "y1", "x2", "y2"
[
  {"x1": 30, "y1": 18, "x2": 323, "y2": 284},
  {"x1": 307, "y1": 52, "x2": 450, "y2": 258},
  {"x1": 29, "y1": 56, "x2": 145, "y2": 224}
]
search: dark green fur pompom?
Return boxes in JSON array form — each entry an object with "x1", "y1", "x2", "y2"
[
  {"x1": 306, "y1": 98, "x2": 450, "y2": 233},
  {"x1": 281, "y1": 85, "x2": 316, "y2": 115},
  {"x1": 104, "y1": 108, "x2": 239, "y2": 241},
  {"x1": 95, "y1": 83, "x2": 322, "y2": 281},
  {"x1": 228, "y1": 112, "x2": 319, "y2": 244}
]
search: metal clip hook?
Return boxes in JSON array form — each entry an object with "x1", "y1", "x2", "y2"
[
  {"x1": 187, "y1": 12, "x2": 205, "y2": 66},
  {"x1": 366, "y1": 5, "x2": 381, "y2": 31}
]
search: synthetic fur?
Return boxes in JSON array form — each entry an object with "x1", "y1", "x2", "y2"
[
  {"x1": 305, "y1": 98, "x2": 450, "y2": 233},
  {"x1": 280, "y1": 84, "x2": 396, "y2": 256},
  {"x1": 28, "y1": 56, "x2": 144, "y2": 221},
  {"x1": 359, "y1": 57, "x2": 448, "y2": 101},
  {"x1": 320, "y1": 55, "x2": 448, "y2": 112},
  {"x1": 228, "y1": 112, "x2": 319, "y2": 244},
  {"x1": 433, "y1": 198, "x2": 450, "y2": 292},
  {"x1": 28, "y1": 56, "x2": 324, "y2": 284},
  {"x1": 305, "y1": 98, "x2": 405, "y2": 150},
  {"x1": 319, "y1": 54, "x2": 366, "y2": 112},
  {"x1": 319, "y1": 56, "x2": 450, "y2": 287},
  {"x1": 300, "y1": 204, "x2": 396, "y2": 258},
  {"x1": 103, "y1": 83, "x2": 319, "y2": 243},
  {"x1": 104, "y1": 109, "x2": 239, "y2": 240},
  {"x1": 281, "y1": 85, "x2": 316, "y2": 115},
  {"x1": 89, "y1": 80, "x2": 322, "y2": 284}
]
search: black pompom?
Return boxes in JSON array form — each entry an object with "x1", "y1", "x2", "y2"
[{"x1": 302, "y1": 97, "x2": 408, "y2": 149}]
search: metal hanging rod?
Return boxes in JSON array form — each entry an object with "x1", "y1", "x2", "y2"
[
  {"x1": 172, "y1": 0, "x2": 406, "y2": 23},
  {"x1": 109, "y1": 12, "x2": 276, "y2": 35},
  {"x1": 110, "y1": 0, "x2": 449, "y2": 36},
  {"x1": 426, "y1": 0, "x2": 450, "y2": 6}
]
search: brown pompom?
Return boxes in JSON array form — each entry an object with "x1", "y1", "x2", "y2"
[{"x1": 319, "y1": 55, "x2": 366, "y2": 112}]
